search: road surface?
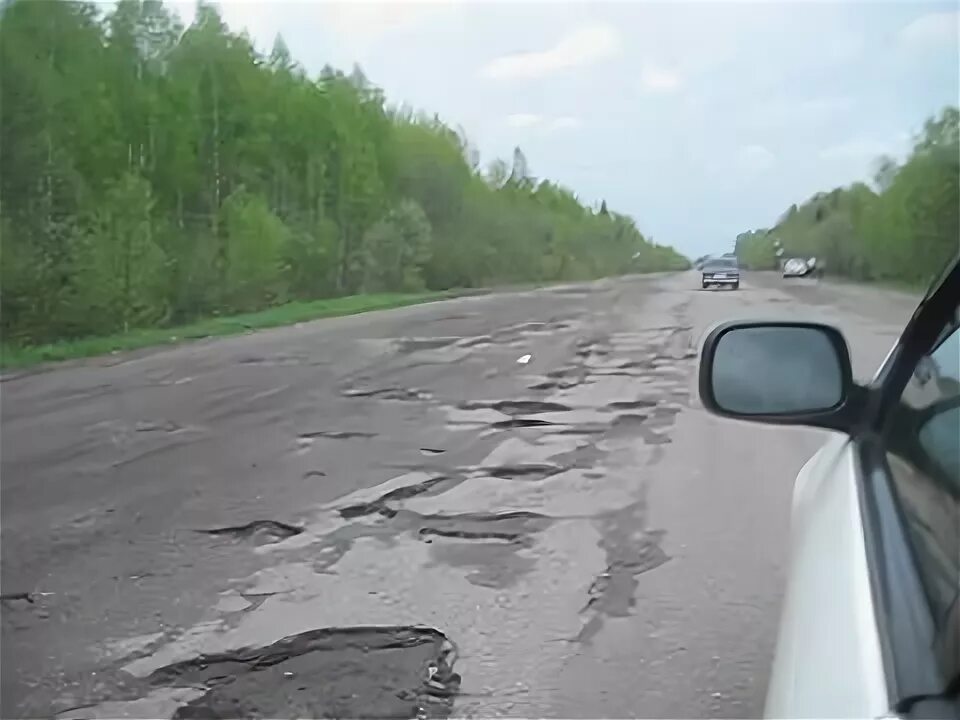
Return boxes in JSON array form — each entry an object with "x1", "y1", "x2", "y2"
[{"x1": 1, "y1": 271, "x2": 919, "y2": 718}]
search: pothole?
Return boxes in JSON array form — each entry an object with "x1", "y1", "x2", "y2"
[
  {"x1": 426, "y1": 540, "x2": 537, "y2": 589},
  {"x1": 546, "y1": 443, "x2": 605, "y2": 469},
  {"x1": 606, "y1": 399, "x2": 657, "y2": 411},
  {"x1": 417, "y1": 511, "x2": 552, "y2": 545},
  {"x1": 134, "y1": 420, "x2": 185, "y2": 433},
  {"x1": 327, "y1": 497, "x2": 551, "y2": 582},
  {"x1": 455, "y1": 335, "x2": 493, "y2": 349},
  {"x1": 396, "y1": 337, "x2": 461, "y2": 354},
  {"x1": 610, "y1": 414, "x2": 646, "y2": 429},
  {"x1": 493, "y1": 321, "x2": 547, "y2": 338},
  {"x1": 481, "y1": 463, "x2": 566, "y2": 480},
  {"x1": 195, "y1": 520, "x2": 303, "y2": 546},
  {"x1": 237, "y1": 354, "x2": 308, "y2": 366},
  {"x1": 338, "y1": 476, "x2": 460, "y2": 519},
  {"x1": 578, "y1": 502, "x2": 669, "y2": 643},
  {"x1": 527, "y1": 378, "x2": 581, "y2": 391},
  {"x1": 147, "y1": 626, "x2": 460, "y2": 719},
  {"x1": 491, "y1": 418, "x2": 556, "y2": 430},
  {"x1": 551, "y1": 425, "x2": 608, "y2": 435},
  {"x1": 298, "y1": 430, "x2": 376, "y2": 440},
  {"x1": 0, "y1": 592, "x2": 38, "y2": 609},
  {"x1": 311, "y1": 522, "x2": 401, "y2": 572},
  {"x1": 650, "y1": 404, "x2": 682, "y2": 424},
  {"x1": 607, "y1": 414, "x2": 673, "y2": 446},
  {"x1": 458, "y1": 400, "x2": 571, "y2": 415},
  {"x1": 342, "y1": 387, "x2": 432, "y2": 401},
  {"x1": 550, "y1": 286, "x2": 596, "y2": 295},
  {"x1": 614, "y1": 359, "x2": 652, "y2": 370}
]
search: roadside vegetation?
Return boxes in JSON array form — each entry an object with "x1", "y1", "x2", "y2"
[
  {"x1": 735, "y1": 107, "x2": 959, "y2": 288},
  {"x1": 0, "y1": 0, "x2": 688, "y2": 362},
  {"x1": 0, "y1": 292, "x2": 453, "y2": 369}
]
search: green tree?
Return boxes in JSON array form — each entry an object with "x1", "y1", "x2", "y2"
[
  {"x1": 737, "y1": 106, "x2": 958, "y2": 285},
  {"x1": 221, "y1": 189, "x2": 288, "y2": 311},
  {"x1": 0, "y1": 0, "x2": 688, "y2": 348},
  {"x1": 71, "y1": 173, "x2": 168, "y2": 333},
  {"x1": 362, "y1": 199, "x2": 432, "y2": 291}
]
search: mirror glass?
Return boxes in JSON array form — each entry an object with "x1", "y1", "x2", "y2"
[{"x1": 711, "y1": 326, "x2": 845, "y2": 415}]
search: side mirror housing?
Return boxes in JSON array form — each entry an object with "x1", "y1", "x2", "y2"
[{"x1": 699, "y1": 321, "x2": 865, "y2": 433}]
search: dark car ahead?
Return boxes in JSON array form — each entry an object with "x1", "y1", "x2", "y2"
[{"x1": 701, "y1": 257, "x2": 740, "y2": 290}]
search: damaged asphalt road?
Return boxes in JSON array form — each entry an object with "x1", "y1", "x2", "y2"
[{"x1": 1, "y1": 272, "x2": 919, "y2": 718}]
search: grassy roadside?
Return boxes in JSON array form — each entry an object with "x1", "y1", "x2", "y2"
[
  {"x1": 823, "y1": 274, "x2": 929, "y2": 296},
  {"x1": 0, "y1": 271, "x2": 683, "y2": 371},
  {"x1": 746, "y1": 269, "x2": 926, "y2": 296},
  {"x1": 0, "y1": 291, "x2": 454, "y2": 370}
]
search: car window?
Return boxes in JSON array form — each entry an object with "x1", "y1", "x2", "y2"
[
  {"x1": 885, "y1": 308, "x2": 960, "y2": 678},
  {"x1": 706, "y1": 259, "x2": 737, "y2": 269}
]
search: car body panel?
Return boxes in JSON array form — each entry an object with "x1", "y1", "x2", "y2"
[{"x1": 764, "y1": 433, "x2": 889, "y2": 718}]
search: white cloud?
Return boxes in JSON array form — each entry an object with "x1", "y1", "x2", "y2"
[
  {"x1": 173, "y1": 0, "x2": 461, "y2": 58},
  {"x1": 323, "y1": 0, "x2": 460, "y2": 43},
  {"x1": 738, "y1": 144, "x2": 776, "y2": 173},
  {"x1": 639, "y1": 64, "x2": 682, "y2": 93},
  {"x1": 548, "y1": 116, "x2": 581, "y2": 131},
  {"x1": 479, "y1": 24, "x2": 622, "y2": 80},
  {"x1": 899, "y1": 11, "x2": 959, "y2": 50},
  {"x1": 819, "y1": 138, "x2": 892, "y2": 160},
  {"x1": 796, "y1": 96, "x2": 855, "y2": 119},
  {"x1": 505, "y1": 113, "x2": 543, "y2": 128},
  {"x1": 503, "y1": 114, "x2": 581, "y2": 131},
  {"x1": 743, "y1": 95, "x2": 854, "y2": 130}
]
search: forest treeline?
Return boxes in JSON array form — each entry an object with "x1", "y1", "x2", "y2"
[
  {"x1": 736, "y1": 107, "x2": 959, "y2": 286},
  {"x1": 0, "y1": 0, "x2": 688, "y2": 346}
]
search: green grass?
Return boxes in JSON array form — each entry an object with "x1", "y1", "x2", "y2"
[
  {"x1": 821, "y1": 273, "x2": 927, "y2": 296},
  {"x1": 0, "y1": 291, "x2": 451, "y2": 370}
]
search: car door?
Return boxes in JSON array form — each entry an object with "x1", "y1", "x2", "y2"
[
  {"x1": 854, "y1": 263, "x2": 959, "y2": 718},
  {"x1": 764, "y1": 260, "x2": 958, "y2": 719},
  {"x1": 763, "y1": 430, "x2": 889, "y2": 719},
  {"x1": 697, "y1": 259, "x2": 959, "y2": 718}
]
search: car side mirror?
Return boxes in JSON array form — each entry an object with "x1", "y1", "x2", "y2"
[{"x1": 699, "y1": 321, "x2": 864, "y2": 432}]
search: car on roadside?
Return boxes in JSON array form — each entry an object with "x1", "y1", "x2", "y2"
[
  {"x1": 782, "y1": 257, "x2": 812, "y2": 277},
  {"x1": 698, "y1": 256, "x2": 959, "y2": 719},
  {"x1": 701, "y1": 257, "x2": 740, "y2": 290},
  {"x1": 782, "y1": 256, "x2": 823, "y2": 279}
]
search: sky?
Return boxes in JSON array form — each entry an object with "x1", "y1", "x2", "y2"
[{"x1": 170, "y1": 0, "x2": 960, "y2": 259}]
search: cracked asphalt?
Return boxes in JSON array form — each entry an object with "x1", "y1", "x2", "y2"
[{"x1": 1, "y1": 271, "x2": 920, "y2": 718}]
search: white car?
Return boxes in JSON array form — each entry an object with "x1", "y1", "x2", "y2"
[
  {"x1": 698, "y1": 257, "x2": 959, "y2": 718},
  {"x1": 783, "y1": 257, "x2": 813, "y2": 277}
]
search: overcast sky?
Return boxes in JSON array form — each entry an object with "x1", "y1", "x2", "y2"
[{"x1": 171, "y1": 0, "x2": 959, "y2": 259}]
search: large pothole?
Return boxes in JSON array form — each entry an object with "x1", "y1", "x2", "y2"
[{"x1": 148, "y1": 626, "x2": 460, "y2": 719}]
